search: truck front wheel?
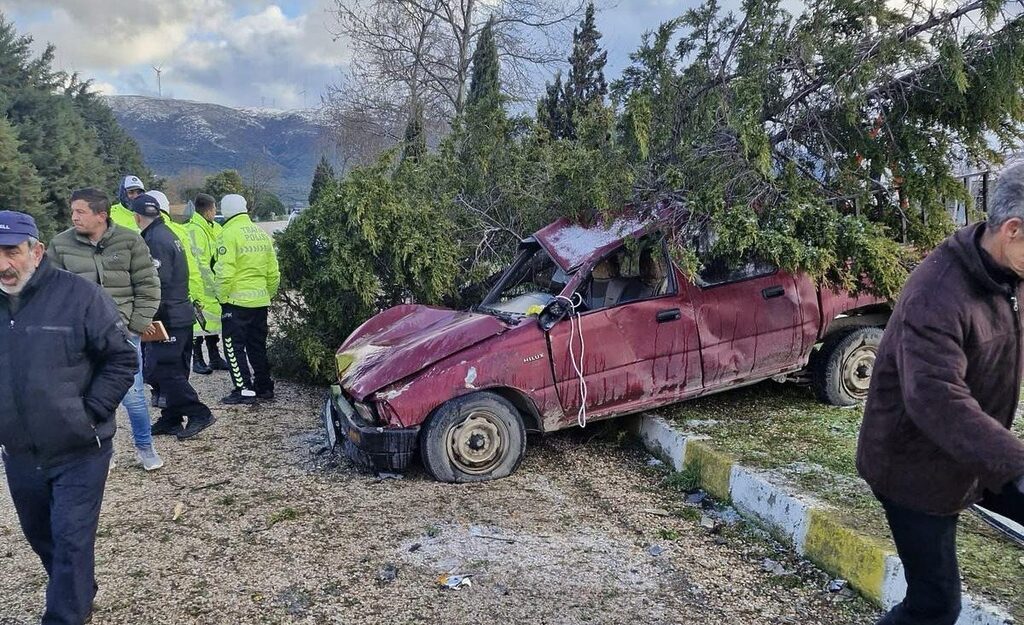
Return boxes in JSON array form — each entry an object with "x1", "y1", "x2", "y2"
[
  {"x1": 812, "y1": 327, "x2": 884, "y2": 407},
  {"x1": 421, "y1": 392, "x2": 526, "y2": 482}
]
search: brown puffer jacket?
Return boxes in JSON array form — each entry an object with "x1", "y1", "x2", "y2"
[{"x1": 857, "y1": 222, "x2": 1024, "y2": 515}]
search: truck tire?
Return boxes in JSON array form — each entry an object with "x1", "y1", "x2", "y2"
[
  {"x1": 420, "y1": 392, "x2": 526, "y2": 483},
  {"x1": 812, "y1": 327, "x2": 884, "y2": 407}
]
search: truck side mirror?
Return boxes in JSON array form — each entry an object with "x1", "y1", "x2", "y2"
[{"x1": 538, "y1": 299, "x2": 570, "y2": 331}]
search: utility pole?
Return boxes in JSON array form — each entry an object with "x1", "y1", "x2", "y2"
[{"x1": 153, "y1": 66, "x2": 163, "y2": 97}]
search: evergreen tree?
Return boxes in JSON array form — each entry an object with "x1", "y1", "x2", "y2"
[
  {"x1": 203, "y1": 169, "x2": 246, "y2": 200},
  {"x1": 309, "y1": 155, "x2": 337, "y2": 206},
  {"x1": 467, "y1": 18, "x2": 501, "y2": 110},
  {"x1": 536, "y1": 72, "x2": 570, "y2": 139},
  {"x1": 400, "y1": 104, "x2": 427, "y2": 164},
  {"x1": 0, "y1": 116, "x2": 49, "y2": 237},
  {"x1": 562, "y1": 2, "x2": 608, "y2": 139}
]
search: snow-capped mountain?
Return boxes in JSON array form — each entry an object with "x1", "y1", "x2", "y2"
[{"x1": 105, "y1": 95, "x2": 330, "y2": 205}]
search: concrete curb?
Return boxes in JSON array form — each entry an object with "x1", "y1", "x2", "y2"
[{"x1": 633, "y1": 414, "x2": 1015, "y2": 625}]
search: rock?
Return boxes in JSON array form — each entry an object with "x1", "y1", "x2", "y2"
[
  {"x1": 647, "y1": 545, "x2": 664, "y2": 557},
  {"x1": 643, "y1": 508, "x2": 672, "y2": 517},
  {"x1": 826, "y1": 579, "x2": 848, "y2": 593},
  {"x1": 761, "y1": 558, "x2": 793, "y2": 576},
  {"x1": 408, "y1": 543, "x2": 422, "y2": 553},
  {"x1": 685, "y1": 491, "x2": 707, "y2": 505},
  {"x1": 646, "y1": 457, "x2": 665, "y2": 468},
  {"x1": 699, "y1": 515, "x2": 716, "y2": 530},
  {"x1": 377, "y1": 562, "x2": 398, "y2": 584}
]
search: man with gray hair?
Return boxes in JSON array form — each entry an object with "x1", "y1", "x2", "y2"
[
  {"x1": 858, "y1": 164, "x2": 1024, "y2": 624},
  {"x1": 0, "y1": 210, "x2": 137, "y2": 624}
]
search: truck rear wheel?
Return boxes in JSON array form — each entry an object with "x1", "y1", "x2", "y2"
[
  {"x1": 420, "y1": 392, "x2": 526, "y2": 482},
  {"x1": 812, "y1": 327, "x2": 884, "y2": 407}
]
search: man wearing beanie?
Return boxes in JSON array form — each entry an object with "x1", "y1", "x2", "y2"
[
  {"x1": 0, "y1": 210, "x2": 136, "y2": 624},
  {"x1": 216, "y1": 194, "x2": 280, "y2": 404},
  {"x1": 132, "y1": 194, "x2": 216, "y2": 439}
]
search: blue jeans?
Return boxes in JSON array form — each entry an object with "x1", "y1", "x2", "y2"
[
  {"x1": 121, "y1": 335, "x2": 153, "y2": 449},
  {"x1": 4, "y1": 445, "x2": 113, "y2": 625}
]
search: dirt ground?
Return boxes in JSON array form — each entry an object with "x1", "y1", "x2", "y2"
[{"x1": 1, "y1": 372, "x2": 880, "y2": 625}]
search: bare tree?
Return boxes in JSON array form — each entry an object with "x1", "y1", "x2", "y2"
[
  {"x1": 243, "y1": 154, "x2": 282, "y2": 217},
  {"x1": 326, "y1": 0, "x2": 586, "y2": 149}
]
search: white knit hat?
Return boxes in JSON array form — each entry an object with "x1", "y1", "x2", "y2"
[{"x1": 221, "y1": 194, "x2": 248, "y2": 219}]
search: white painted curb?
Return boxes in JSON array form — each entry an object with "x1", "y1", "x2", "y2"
[{"x1": 634, "y1": 414, "x2": 1014, "y2": 625}]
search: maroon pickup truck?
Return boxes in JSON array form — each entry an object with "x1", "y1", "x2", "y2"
[{"x1": 323, "y1": 216, "x2": 890, "y2": 481}]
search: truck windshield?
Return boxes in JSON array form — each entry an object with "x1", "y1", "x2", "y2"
[{"x1": 479, "y1": 245, "x2": 571, "y2": 316}]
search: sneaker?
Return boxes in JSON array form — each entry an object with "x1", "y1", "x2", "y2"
[
  {"x1": 221, "y1": 389, "x2": 258, "y2": 405},
  {"x1": 135, "y1": 446, "x2": 164, "y2": 471},
  {"x1": 256, "y1": 389, "x2": 275, "y2": 401},
  {"x1": 192, "y1": 360, "x2": 213, "y2": 375},
  {"x1": 151, "y1": 415, "x2": 183, "y2": 436},
  {"x1": 209, "y1": 355, "x2": 229, "y2": 371},
  {"x1": 177, "y1": 415, "x2": 216, "y2": 440}
]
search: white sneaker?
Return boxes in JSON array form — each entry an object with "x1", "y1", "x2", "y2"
[{"x1": 136, "y1": 446, "x2": 165, "y2": 471}]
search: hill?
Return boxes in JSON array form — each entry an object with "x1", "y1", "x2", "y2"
[{"x1": 105, "y1": 95, "x2": 329, "y2": 205}]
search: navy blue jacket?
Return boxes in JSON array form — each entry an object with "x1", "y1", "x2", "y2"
[
  {"x1": 0, "y1": 257, "x2": 137, "y2": 468},
  {"x1": 141, "y1": 217, "x2": 193, "y2": 330}
]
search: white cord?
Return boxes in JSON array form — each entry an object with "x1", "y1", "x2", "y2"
[{"x1": 556, "y1": 293, "x2": 589, "y2": 428}]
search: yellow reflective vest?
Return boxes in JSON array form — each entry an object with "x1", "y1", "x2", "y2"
[
  {"x1": 110, "y1": 203, "x2": 139, "y2": 231},
  {"x1": 184, "y1": 213, "x2": 223, "y2": 334},
  {"x1": 214, "y1": 214, "x2": 280, "y2": 308}
]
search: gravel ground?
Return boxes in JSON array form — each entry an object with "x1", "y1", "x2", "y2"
[{"x1": 1, "y1": 372, "x2": 880, "y2": 624}]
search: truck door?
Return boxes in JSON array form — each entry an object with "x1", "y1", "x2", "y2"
[{"x1": 685, "y1": 255, "x2": 804, "y2": 390}]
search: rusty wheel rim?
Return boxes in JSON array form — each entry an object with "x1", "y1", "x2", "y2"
[
  {"x1": 841, "y1": 339, "x2": 877, "y2": 400},
  {"x1": 446, "y1": 410, "x2": 508, "y2": 475}
]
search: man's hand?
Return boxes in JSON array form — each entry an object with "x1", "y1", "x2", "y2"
[{"x1": 142, "y1": 323, "x2": 158, "y2": 336}]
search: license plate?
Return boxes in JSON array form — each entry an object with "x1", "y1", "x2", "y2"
[{"x1": 324, "y1": 400, "x2": 338, "y2": 449}]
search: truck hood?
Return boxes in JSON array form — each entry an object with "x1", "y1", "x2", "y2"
[{"x1": 337, "y1": 304, "x2": 511, "y2": 400}]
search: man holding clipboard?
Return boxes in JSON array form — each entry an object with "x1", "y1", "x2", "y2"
[{"x1": 132, "y1": 194, "x2": 215, "y2": 440}]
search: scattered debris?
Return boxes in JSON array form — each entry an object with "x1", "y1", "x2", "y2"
[
  {"x1": 471, "y1": 533, "x2": 516, "y2": 543},
  {"x1": 646, "y1": 457, "x2": 665, "y2": 468},
  {"x1": 409, "y1": 543, "x2": 422, "y2": 553},
  {"x1": 376, "y1": 472, "x2": 404, "y2": 480},
  {"x1": 438, "y1": 573, "x2": 473, "y2": 590},
  {"x1": 699, "y1": 515, "x2": 717, "y2": 530},
  {"x1": 826, "y1": 579, "x2": 848, "y2": 593},
  {"x1": 192, "y1": 479, "x2": 231, "y2": 491},
  {"x1": 647, "y1": 545, "x2": 664, "y2": 557},
  {"x1": 172, "y1": 501, "x2": 186, "y2": 522},
  {"x1": 377, "y1": 563, "x2": 399, "y2": 584}
]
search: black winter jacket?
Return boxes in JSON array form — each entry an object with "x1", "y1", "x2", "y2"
[
  {"x1": 0, "y1": 257, "x2": 137, "y2": 468},
  {"x1": 141, "y1": 217, "x2": 193, "y2": 330}
]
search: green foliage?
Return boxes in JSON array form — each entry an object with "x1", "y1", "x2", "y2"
[
  {"x1": 0, "y1": 14, "x2": 151, "y2": 236},
  {"x1": 308, "y1": 155, "x2": 336, "y2": 206},
  {"x1": 272, "y1": 159, "x2": 462, "y2": 382},
  {"x1": 250, "y1": 192, "x2": 284, "y2": 221},
  {"x1": 401, "y1": 104, "x2": 427, "y2": 164},
  {"x1": 0, "y1": 115, "x2": 49, "y2": 237},
  {"x1": 203, "y1": 169, "x2": 245, "y2": 200},
  {"x1": 467, "y1": 19, "x2": 500, "y2": 110}
]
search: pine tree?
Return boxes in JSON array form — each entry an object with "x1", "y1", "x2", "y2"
[
  {"x1": 562, "y1": 2, "x2": 607, "y2": 138},
  {"x1": 309, "y1": 155, "x2": 337, "y2": 206}
]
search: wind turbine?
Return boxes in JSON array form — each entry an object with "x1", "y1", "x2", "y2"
[{"x1": 153, "y1": 66, "x2": 163, "y2": 97}]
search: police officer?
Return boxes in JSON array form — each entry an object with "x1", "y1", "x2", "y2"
[
  {"x1": 131, "y1": 194, "x2": 216, "y2": 439},
  {"x1": 216, "y1": 194, "x2": 280, "y2": 404},
  {"x1": 110, "y1": 174, "x2": 147, "y2": 231}
]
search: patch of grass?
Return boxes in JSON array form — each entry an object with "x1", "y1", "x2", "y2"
[
  {"x1": 267, "y1": 507, "x2": 301, "y2": 528},
  {"x1": 656, "y1": 381, "x2": 1024, "y2": 620},
  {"x1": 663, "y1": 462, "x2": 702, "y2": 493},
  {"x1": 215, "y1": 495, "x2": 236, "y2": 507},
  {"x1": 657, "y1": 527, "x2": 681, "y2": 541}
]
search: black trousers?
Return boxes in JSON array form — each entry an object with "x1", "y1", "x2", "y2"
[
  {"x1": 221, "y1": 304, "x2": 272, "y2": 393},
  {"x1": 877, "y1": 484, "x2": 1024, "y2": 625},
  {"x1": 3, "y1": 445, "x2": 112, "y2": 625},
  {"x1": 142, "y1": 326, "x2": 212, "y2": 422}
]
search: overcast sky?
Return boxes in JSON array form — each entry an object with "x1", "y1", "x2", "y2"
[{"x1": 0, "y1": 0, "x2": 706, "y2": 110}]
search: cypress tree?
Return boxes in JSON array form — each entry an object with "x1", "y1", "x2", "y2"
[
  {"x1": 309, "y1": 155, "x2": 337, "y2": 206},
  {"x1": 467, "y1": 18, "x2": 501, "y2": 110},
  {"x1": 400, "y1": 103, "x2": 427, "y2": 164},
  {"x1": 0, "y1": 116, "x2": 49, "y2": 237},
  {"x1": 537, "y1": 72, "x2": 570, "y2": 139},
  {"x1": 562, "y1": 2, "x2": 608, "y2": 139}
]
